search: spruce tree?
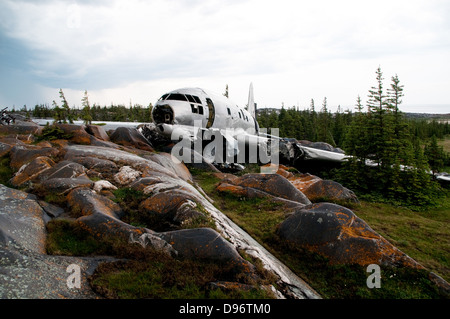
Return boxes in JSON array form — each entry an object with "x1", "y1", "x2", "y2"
[
  {"x1": 424, "y1": 135, "x2": 445, "y2": 176},
  {"x1": 308, "y1": 99, "x2": 318, "y2": 141},
  {"x1": 52, "y1": 100, "x2": 62, "y2": 124},
  {"x1": 317, "y1": 97, "x2": 336, "y2": 146},
  {"x1": 81, "y1": 90, "x2": 93, "y2": 125},
  {"x1": 59, "y1": 89, "x2": 73, "y2": 123},
  {"x1": 366, "y1": 66, "x2": 391, "y2": 168}
]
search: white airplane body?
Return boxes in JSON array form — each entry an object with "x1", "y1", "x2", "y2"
[
  {"x1": 145, "y1": 84, "x2": 347, "y2": 167},
  {"x1": 152, "y1": 87, "x2": 258, "y2": 135}
]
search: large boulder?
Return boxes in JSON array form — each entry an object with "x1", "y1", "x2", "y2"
[
  {"x1": 66, "y1": 187, "x2": 176, "y2": 254},
  {"x1": 144, "y1": 152, "x2": 192, "y2": 182},
  {"x1": 9, "y1": 145, "x2": 59, "y2": 171},
  {"x1": 0, "y1": 185, "x2": 108, "y2": 298},
  {"x1": 139, "y1": 190, "x2": 205, "y2": 229},
  {"x1": 285, "y1": 173, "x2": 322, "y2": 193},
  {"x1": 160, "y1": 228, "x2": 256, "y2": 275},
  {"x1": 85, "y1": 124, "x2": 110, "y2": 141},
  {"x1": 64, "y1": 145, "x2": 178, "y2": 180},
  {"x1": 0, "y1": 142, "x2": 12, "y2": 157},
  {"x1": 40, "y1": 177, "x2": 94, "y2": 195},
  {"x1": 55, "y1": 123, "x2": 92, "y2": 145},
  {"x1": 217, "y1": 173, "x2": 311, "y2": 206},
  {"x1": 0, "y1": 121, "x2": 42, "y2": 135},
  {"x1": 37, "y1": 160, "x2": 88, "y2": 181},
  {"x1": 301, "y1": 179, "x2": 359, "y2": 203},
  {"x1": 0, "y1": 185, "x2": 46, "y2": 253},
  {"x1": 67, "y1": 156, "x2": 119, "y2": 179},
  {"x1": 0, "y1": 137, "x2": 26, "y2": 147},
  {"x1": 110, "y1": 127, "x2": 154, "y2": 152},
  {"x1": 10, "y1": 156, "x2": 55, "y2": 187},
  {"x1": 67, "y1": 188, "x2": 124, "y2": 219},
  {"x1": 277, "y1": 202, "x2": 422, "y2": 268}
]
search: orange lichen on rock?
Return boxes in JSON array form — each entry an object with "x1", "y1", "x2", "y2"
[
  {"x1": 9, "y1": 145, "x2": 59, "y2": 170},
  {"x1": 10, "y1": 156, "x2": 55, "y2": 187},
  {"x1": 287, "y1": 173, "x2": 322, "y2": 193},
  {"x1": 277, "y1": 202, "x2": 423, "y2": 268},
  {"x1": 216, "y1": 173, "x2": 311, "y2": 205}
]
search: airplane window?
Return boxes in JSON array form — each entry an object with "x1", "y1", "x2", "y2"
[
  {"x1": 186, "y1": 95, "x2": 196, "y2": 103},
  {"x1": 238, "y1": 113, "x2": 242, "y2": 119},
  {"x1": 158, "y1": 94, "x2": 169, "y2": 101},
  {"x1": 227, "y1": 108, "x2": 231, "y2": 115},
  {"x1": 167, "y1": 93, "x2": 188, "y2": 101},
  {"x1": 193, "y1": 96, "x2": 202, "y2": 104},
  {"x1": 198, "y1": 106, "x2": 204, "y2": 115},
  {"x1": 190, "y1": 104, "x2": 197, "y2": 113}
]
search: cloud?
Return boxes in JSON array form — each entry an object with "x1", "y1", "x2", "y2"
[{"x1": 0, "y1": 0, "x2": 449, "y2": 112}]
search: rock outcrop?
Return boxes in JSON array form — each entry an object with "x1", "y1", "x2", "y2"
[
  {"x1": 276, "y1": 202, "x2": 422, "y2": 268},
  {"x1": 216, "y1": 173, "x2": 311, "y2": 208},
  {"x1": 110, "y1": 127, "x2": 154, "y2": 151},
  {"x1": 0, "y1": 184, "x2": 110, "y2": 298},
  {"x1": 1, "y1": 121, "x2": 448, "y2": 299}
]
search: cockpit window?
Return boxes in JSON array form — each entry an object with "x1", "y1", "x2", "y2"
[
  {"x1": 186, "y1": 95, "x2": 196, "y2": 103},
  {"x1": 158, "y1": 94, "x2": 169, "y2": 101},
  {"x1": 167, "y1": 93, "x2": 188, "y2": 101},
  {"x1": 193, "y1": 96, "x2": 202, "y2": 104}
]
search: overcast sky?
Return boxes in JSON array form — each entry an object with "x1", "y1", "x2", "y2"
[{"x1": 1, "y1": 0, "x2": 449, "y2": 114}]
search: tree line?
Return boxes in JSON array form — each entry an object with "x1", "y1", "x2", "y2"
[{"x1": 27, "y1": 89, "x2": 153, "y2": 124}]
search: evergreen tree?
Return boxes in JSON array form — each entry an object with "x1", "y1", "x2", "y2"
[
  {"x1": 424, "y1": 135, "x2": 445, "y2": 176},
  {"x1": 308, "y1": 99, "x2": 318, "y2": 141},
  {"x1": 317, "y1": 97, "x2": 335, "y2": 146},
  {"x1": 81, "y1": 90, "x2": 93, "y2": 125},
  {"x1": 340, "y1": 95, "x2": 371, "y2": 192},
  {"x1": 52, "y1": 100, "x2": 63, "y2": 124},
  {"x1": 338, "y1": 67, "x2": 439, "y2": 207},
  {"x1": 366, "y1": 66, "x2": 391, "y2": 167},
  {"x1": 59, "y1": 89, "x2": 73, "y2": 123}
]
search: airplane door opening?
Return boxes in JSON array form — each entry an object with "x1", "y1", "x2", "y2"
[{"x1": 206, "y1": 98, "x2": 215, "y2": 128}]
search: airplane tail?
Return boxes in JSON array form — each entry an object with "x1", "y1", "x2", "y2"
[{"x1": 247, "y1": 82, "x2": 256, "y2": 118}]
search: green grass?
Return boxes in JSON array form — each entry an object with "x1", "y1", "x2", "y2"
[
  {"x1": 89, "y1": 256, "x2": 274, "y2": 299},
  {"x1": 352, "y1": 196, "x2": 450, "y2": 283},
  {"x1": 0, "y1": 155, "x2": 13, "y2": 186},
  {"x1": 437, "y1": 135, "x2": 450, "y2": 153},
  {"x1": 191, "y1": 168, "x2": 449, "y2": 299},
  {"x1": 46, "y1": 218, "x2": 275, "y2": 299},
  {"x1": 45, "y1": 219, "x2": 112, "y2": 256}
]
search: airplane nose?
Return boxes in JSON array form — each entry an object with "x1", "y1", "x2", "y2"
[{"x1": 152, "y1": 104, "x2": 174, "y2": 125}]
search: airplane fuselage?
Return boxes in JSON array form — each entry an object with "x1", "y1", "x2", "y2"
[{"x1": 151, "y1": 88, "x2": 259, "y2": 136}]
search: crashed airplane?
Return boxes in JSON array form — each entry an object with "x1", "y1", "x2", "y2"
[{"x1": 140, "y1": 84, "x2": 346, "y2": 172}]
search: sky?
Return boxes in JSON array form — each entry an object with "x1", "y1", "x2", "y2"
[{"x1": 1, "y1": 0, "x2": 449, "y2": 114}]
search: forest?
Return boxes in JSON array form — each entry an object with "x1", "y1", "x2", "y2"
[{"x1": 258, "y1": 68, "x2": 450, "y2": 208}]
